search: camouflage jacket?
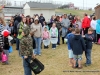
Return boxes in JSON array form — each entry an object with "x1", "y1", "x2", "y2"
[{"x1": 20, "y1": 35, "x2": 33, "y2": 56}]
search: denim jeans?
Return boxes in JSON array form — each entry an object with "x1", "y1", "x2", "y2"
[
  {"x1": 34, "y1": 37, "x2": 41, "y2": 55},
  {"x1": 52, "y1": 44, "x2": 56, "y2": 48},
  {"x1": 16, "y1": 38, "x2": 19, "y2": 50},
  {"x1": 85, "y1": 49, "x2": 91, "y2": 64},
  {"x1": 23, "y1": 57, "x2": 32, "y2": 75},
  {"x1": 57, "y1": 30, "x2": 60, "y2": 44}
]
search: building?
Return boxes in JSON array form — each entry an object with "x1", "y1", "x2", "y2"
[
  {"x1": 3, "y1": 6, "x2": 24, "y2": 20},
  {"x1": 95, "y1": 5, "x2": 100, "y2": 19},
  {"x1": 23, "y1": 2, "x2": 56, "y2": 21}
]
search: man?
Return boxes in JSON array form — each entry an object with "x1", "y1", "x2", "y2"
[
  {"x1": 39, "y1": 14, "x2": 45, "y2": 27},
  {"x1": 61, "y1": 14, "x2": 70, "y2": 44}
]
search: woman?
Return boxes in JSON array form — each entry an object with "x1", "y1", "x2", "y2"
[
  {"x1": 0, "y1": 17, "x2": 5, "y2": 61},
  {"x1": 17, "y1": 17, "x2": 28, "y2": 55},
  {"x1": 0, "y1": 17, "x2": 5, "y2": 47},
  {"x1": 96, "y1": 19, "x2": 100, "y2": 43},
  {"x1": 31, "y1": 18, "x2": 42, "y2": 56},
  {"x1": 90, "y1": 16, "x2": 97, "y2": 43}
]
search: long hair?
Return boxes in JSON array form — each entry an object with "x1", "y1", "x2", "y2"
[{"x1": 0, "y1": 17, "x2": 6, "y2": 26}]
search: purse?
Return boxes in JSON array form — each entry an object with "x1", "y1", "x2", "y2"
[{"x1": 26, "y1": 58, "x2": 44, "y2": 74}]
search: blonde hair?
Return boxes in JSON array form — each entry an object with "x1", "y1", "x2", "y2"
[{"x1": 0, "y1": 17, "x2": 6, "y2": 26}]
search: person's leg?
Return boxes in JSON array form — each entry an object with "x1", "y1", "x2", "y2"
[
  {"x1": 54, "y1": 44, "x2": 56, "y2": 48},
  {"x1": 16, "y1": 38, "x2": 19, "y2": 50},
  {"x1": 37, "y1": 38, "x2": 41, "y2": 55},
  {"x1": 52, "y1": 44, "x2": 54, "y2": 49},
  {"x1": 93, "y1": 30, "x2": 96, "y2": 43},
  {"x1": 34, "y1": 38, "x2": 38, "y2": 55},
  {"x1": 73, "y1": 55, "x2": 77, "y2": 68},
  {"x1": 4, "y1": 50, "x2": 9, "y2": 64},
  {"x1": 23, "y1": 57, "x2": 32, "y2": 75},
  {"x1": 85, "y1": 49, "x2": 91, "y2": 65},
  {"x1": 62, "y1": 37, "x2": 64, "y2": 44},
  {"x1": 57, "y1": 30, "x2": 60, "y2": 45},
  {"x1": 78, "y1": 55, "x2": 82, "y2": 68}
]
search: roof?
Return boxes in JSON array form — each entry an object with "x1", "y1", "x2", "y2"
[
  {"x1": 4, "y1": 6, "x2": 23, "y2": 9},
  {"x1": 95, "y1": 5, "x2": 100, "y2": 9},
  {"x1": 27, "y1": 2, "x2": 56, "y2": 9}
]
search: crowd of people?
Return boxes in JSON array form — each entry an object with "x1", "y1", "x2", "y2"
[{"x1": 0, "y1": 12, "x2": 100, "y2": 75}]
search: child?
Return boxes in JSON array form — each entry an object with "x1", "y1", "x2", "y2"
[
  {"x1": 42, "y1": 27, "x2": 50, "y2": 49},
  {"x1": 84, "y1": 28, "x2": 94, "y2": 67},
  {"x1": 43, "y1": 21, "x2": 49, "y2": 30},
  {"x1": 2, "y1": 30, "x2": 10, "y2": 65},
  {"x1": 66, "y1": 28, "x2": 75, "y2": 66},
  {"x1": 20, "y1": 26, "x2": 35, "y2": 75},
  {"x1": 70, "y1": 28, "x2": 86, "y2": 69},
  {"x1": 50, "y1": 23, "x2": 58, "y2": 49}
]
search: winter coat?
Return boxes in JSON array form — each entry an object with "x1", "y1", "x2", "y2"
[{"x1": 96, "y1": 19, "x2": 100, "y2": 34}]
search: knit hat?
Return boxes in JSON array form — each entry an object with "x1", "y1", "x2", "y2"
[
  {"x1": 34, "y1": 17, "x2": 39, "y2": 21},
  {"x1": 1, "y1": 30, "x2": 10, "y2": 37},
  {"x1": 23, "y1": 26, "x2": 30, "y2": 36}
]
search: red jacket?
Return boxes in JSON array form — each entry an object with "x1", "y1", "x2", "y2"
[{"x1": 82, "y1": 16, "x2": 91, "y2": 28}]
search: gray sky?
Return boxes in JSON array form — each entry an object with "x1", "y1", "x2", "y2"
[{"x1": 10, "y1": 0, "x2": 100, "y2": 9}]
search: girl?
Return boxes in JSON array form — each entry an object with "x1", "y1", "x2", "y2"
[
  {"x1": 50, "y1": 23, "x2": 58, "y2": 49},
  {"x1": 43, "y1": 21, "x2": 49, "y2": 30},
  {"x1": 42, "y1": 27, "x2": 50, "y2": 49}
]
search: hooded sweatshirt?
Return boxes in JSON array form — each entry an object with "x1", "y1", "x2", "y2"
[
  {"x1": 96, "y1": 20, "x2": 100, "y2": 34},
  {"x1": 20, "y1": 26, "x2": 33, "y2": 56},
  {"x1": 70, "y1": 35, "x2": 86, "y2": 55}
]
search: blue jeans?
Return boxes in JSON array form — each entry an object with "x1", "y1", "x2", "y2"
[
  {"x1": 23, "y1": 57, "x2": 32, "y2": 75},
  {"x1": 52, "y1": 44, "x2": 56, "y2": 48},
  {"x1": 34, "y1": 37, "x2": 41, "y2": 55},
  {"x1": 85, "y1": 49, "x2": 91, "y2": 64},
  {"x1": 57, "y1": 30, "x2": 60, "y2": 44},
  {"x1": 16, "y1": 38, "x2": 19, "y2": 50}
]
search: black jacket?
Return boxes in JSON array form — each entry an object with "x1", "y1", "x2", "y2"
[
  {"x1": 55, "y1": 21, "x2": 62, "y2": 30},
  {"x1": 84, "y1": 34, "x2": 94, "y2": 49},
  {"x1": 3, "y1": 37, "x2": 10, "y2": 50},
  {"x1": 39, "y1": 16, "x2": 45, "y2": 27},
  {"x1": 70, "y1": 35, "x2": 86, "y2": 55}
]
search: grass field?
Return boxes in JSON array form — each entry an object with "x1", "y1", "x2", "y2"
[
  {"x1": 55, "y1": 9, "x2": 94, "y2": 18},
  {"x1": 0, "y1": 43, "x2": 100, "y2": 75}
]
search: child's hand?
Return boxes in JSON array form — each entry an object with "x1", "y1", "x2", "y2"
[
  {"x1": 24, "y1": 56, "x2": 28, "y2": 59},
  {"x1": 90, "y1": 36, "x2": 93, "y2": 40}
]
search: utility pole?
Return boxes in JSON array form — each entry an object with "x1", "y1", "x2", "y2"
[{"x1": 83, "y1": 0, "x2": 84, "y2": 10}]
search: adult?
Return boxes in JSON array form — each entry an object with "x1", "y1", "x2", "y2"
[
  {"x1": 0, "y1": 17, "x2": 5, "y2": 61},
  {"x1": 0, "y1": 17, "x2": 5, "y2": 48},
  {"x1": 13, "y1": 16, "x2": 22, "y2": 50},
  {"x1": 39, "y1": 14, "x2": 45, "y2": 27},
  {"x1": 17, "y1": 17, "x2": 29, "y2": 53},
  {"x1": 96, "y1": 19, "x2": 100, "y2": 43},
  {"x1": 55, "y1": 16, "x2": 62, "y2": 45},
  {"x1": 68, "y1": 13, "x2": 73, "y2": 20},
  {"x1": 82, "y1": 13, "x2": 91, "y2": 35},
  {"x1": 30, "y1": 18, "x2": 42, "y2": 56},
  {"x1": 61, "y1": 14, "x2": 70, "y2": 44},
  {"x1": 90, "y1": 16, "x2": 97, "y2": 43},
  {"x1": 75, "y1": 17, "x2": 82, "y2": 33}
]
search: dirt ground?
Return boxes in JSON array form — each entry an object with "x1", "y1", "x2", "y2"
[{"x1": 0, "y1": 43, "x2": 100, "y2": 75}]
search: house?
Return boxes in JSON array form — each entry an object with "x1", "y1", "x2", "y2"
[
  {"x1": 3, "y1": 6, "x2": 24, "y2": 20},
  {"x1": 95, "y1": 5, "x2": 100, "y2": 19},
  {"x1": 23, "y1": 2, "x2": 56, "y2": 21}
]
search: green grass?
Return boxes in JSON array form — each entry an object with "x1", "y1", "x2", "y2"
[{"x1": 55, "y1": 9, "x2": 94, "y2": 18}]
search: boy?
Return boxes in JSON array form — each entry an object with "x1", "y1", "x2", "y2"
[
  {"x1": 66, "y1": 28, "x2": 75, "y2": 66},
  {"x1": 20, "y1": 26, "x2": 35, "y2": 75},
  {"x1": 84, "y1": 28, "x2": 94, "y2": 66},
  {"x1": 70, "y1": 28, "x2": 86, "y2": 69}
]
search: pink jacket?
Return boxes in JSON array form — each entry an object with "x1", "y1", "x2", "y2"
[{"x1": 42, "y1": 31, "x2": 49, "y2": 39}]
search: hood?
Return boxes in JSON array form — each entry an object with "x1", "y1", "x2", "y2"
[
  {"x1": 14, "y1": 16, "x2": 22, "y2": 22},
  {"x1": 23, "y1": 26, "x2": 30, "y2": 36},
  {"x1": 97, "y1": 19, "x2": 100, "y2": 24},
  {"x1": 74, "y1": 35, "x2": 81, "y2": 40}
]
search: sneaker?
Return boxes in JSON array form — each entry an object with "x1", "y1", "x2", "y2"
[
  {"x1": 72, "y1": 66, "x2": 77, "y2": 69},
  {"x1": 39, "y1": 54, "x2": 41, "y2": 56},
  {"x1": 52, "y1": 48, "x2": 56, "y2": 50},
  {"x1": 85, "y1": 64, "x2": 91, "y2": 67},
  {"x1": 56, "y1": 45, "x2": 58, "y2": 46},
  {"x1": 78, "y1": 66, "x2": 83, "y2": 69}
]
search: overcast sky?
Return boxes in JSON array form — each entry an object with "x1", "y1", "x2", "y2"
[{"x1": 10, "y1": 0, "x2": 100, "y2": 9}]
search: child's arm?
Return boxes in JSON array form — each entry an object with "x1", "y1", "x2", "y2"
[
  {"x1": 85, "y1": 34, "x2": 94, "y2": 41},
  {"x1": 81, "y1": 38, "x2": 86, "y2": 51}
]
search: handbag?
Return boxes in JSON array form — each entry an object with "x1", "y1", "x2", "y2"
[
  {"x1": 9, "y1": 46, "x2": 13, "y2": 53},
  {"x1": 1, "y1": 52, "x2": 7, "y2": 62},
  {"x1": 26, "y1": 58, "x2": 44, "y2": 74}
]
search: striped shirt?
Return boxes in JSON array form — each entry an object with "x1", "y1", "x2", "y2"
[{"x1": 0, "y1": 24, "x2": 5, "y2": 47}]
